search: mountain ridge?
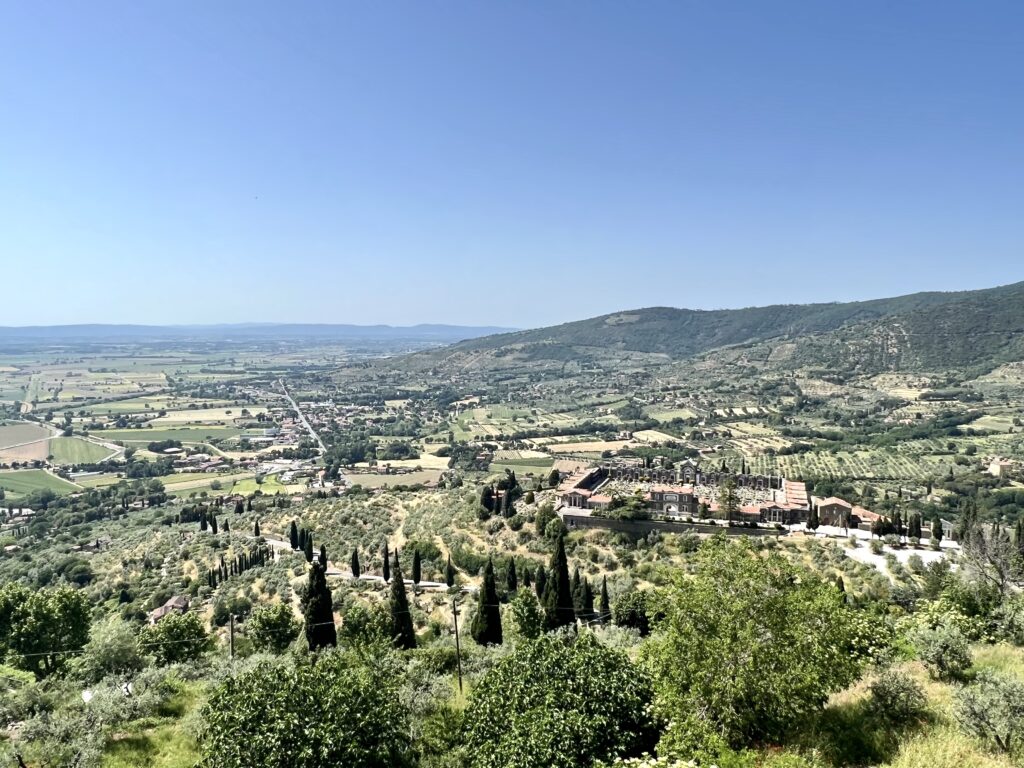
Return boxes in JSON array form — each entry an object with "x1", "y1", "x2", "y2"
[{"x1": 396, "y1": 280, "x2": 1024, "y2": 374}]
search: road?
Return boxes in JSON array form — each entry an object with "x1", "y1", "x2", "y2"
[{"x1": 277, "y1": 379, "x2": 327, "y2": 453}]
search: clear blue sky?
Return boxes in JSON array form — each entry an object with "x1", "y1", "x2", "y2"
[{"x1": 1, "y1": 2, "x2": 1022, "y2": 328}]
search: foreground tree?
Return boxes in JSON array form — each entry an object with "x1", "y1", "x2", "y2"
[
  {"x1": 643, "y1": 537, "x2": 861, "y2": 755},
  {"x1": 389, "y1": 552, "x2": 416, "y2": 649},
  {"x1": 198, "y1": 650, "x2": 414, "y2": 768},
  {"x1": 0, "y1": 584, "x2": 90, "y2": 678},
  {"x1": 145, "y1": 612, "x2": 210, "y2": 666},
  {"x1": 471, "y1": 558, "x2": 503, "y2": 646},
  {"x1": 302, "y1": 561, "x2": 337, "y2": 651},
  {"x1": 464, "y1": 632, "x2": 654, "y2": 768},
  {"x1": 247, "y1": 602, "x2": 301, "y2": 652}
]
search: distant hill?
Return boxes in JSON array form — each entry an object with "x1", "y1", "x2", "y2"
[
  {"x1": 397, "y1": 281, "x2": 1024, "y2": 375},
  {"x1": 0, "y1": 323, "x2": 515, "y2": 345}
]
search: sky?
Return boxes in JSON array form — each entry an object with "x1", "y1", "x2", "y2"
[{"x1": 1, "y1": 1, "x2": 1022, "y2": 329}]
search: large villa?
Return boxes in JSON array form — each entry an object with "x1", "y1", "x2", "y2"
[{"x1": 556, "y1": 459, "x2": 879, "y2": 528}]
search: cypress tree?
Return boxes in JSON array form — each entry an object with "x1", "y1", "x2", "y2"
[
  {"x1": 581, "y1": 578, "x2": 595, "y2": 622},
  {"x1": 222, "y1": 519, "x2": 230, "y2": 533},
  {"x1": 599, "y1": 576, "x2": 611, "y2": 623},
  {"x1": 522, "y1": 566, "x2": 532, "y2": 589},
  {"x1": 389, "y1": 551, "x2": 416, "y2": 650},
  {"x1": 534, "y1": 566, "x2": 547, "y2": 599},
  {"x1": 571, "y1": 566, "x2": 583, "y2": 616},
  {"x1": 234, "y1": 499, "x2": 244, "y2": 514},
  {"x1": 210, "y1": 516, "x2": 218, "y2": 534},
  {"x1": 289, "y1": 520, "x2": 299, "y2": 550},
  {"x1": 445, "y1": 555, "x2": 455, "y2": 587},
  {"x1": 543, "y1": 536, "x2": 575, "y2": 629},
  {"x1": 412, "y1": 550, "x2": 421, "y2": 585},
  {"x1": 253, "y1": 519, "x2": 260, "y2": 537},
  {"x1": 319, "y1": 544, "x2": 328, "y2": 568},
  {"x1": 303, "y1": 534, "x2": 314, "y2": 563},
  {"x1": 1015, "y1": 518, "x2": 1024, "y2": 560},
  {"x1": 351, "y1": 549, "x2": 361, "y2": 578},
  {"x1": 471, "y1": 558, "x2": 503, "y2": 646},
  {"x1": 382, "y1": 543, "x2": 391, "y2": 582},
  {"x1": 199, "y1": 510, "x2": 208, "y2": 532},
  {"x1": 247, "y1": 497, "x2": 253, "y2": 512},
  {"x1": 506, "y1": 558, "x2": 518, "y2": 593},
  {"x1": 303, "y1": 561, "x2": 337, "y2": 651}
]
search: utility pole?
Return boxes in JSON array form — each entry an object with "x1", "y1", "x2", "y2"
[
  {"x1": 229, "y1": 614, "x2": 235, "y2": 660},
  {"x1": 451, "y1": 599, "x2": 464, "y2": 694}
]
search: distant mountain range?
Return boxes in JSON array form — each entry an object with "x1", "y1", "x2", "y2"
[
  {"x1": 398, "y1": 281, "x2": 1024, "y2": 375},
  {"x1": 0, "y1": 323, "x2": 516, "y2": 344}
]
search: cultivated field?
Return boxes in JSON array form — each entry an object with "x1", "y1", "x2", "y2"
[{"x1": 0, "y1": 468, "x2": 80, "y2": 497}]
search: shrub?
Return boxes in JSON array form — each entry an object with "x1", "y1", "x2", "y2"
[
  {"x1": 867, "y1": 669, "x2": 927, "y2": 724},
  {"x1": 954, "y1": 669, "x2": 1024, "y2": 754},
  {"x1": 870, "y1": 540, "x2": 884, "y2": 555},
  {"x1": 909, "y1": 621, "x2": 971, "y2": 680}
]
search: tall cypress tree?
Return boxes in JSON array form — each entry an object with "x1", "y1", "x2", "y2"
[
  {"x1": 289, "y1": 520, "x2": 299, "y2": 550},
  {"x1": 570, "y1": 566, "x2": 583, "y2": 616},
  {"x1": 389, "y1": 551, "x2": 416, "y2": 649},
  {"x1": 382, "y1": 543, "x2": 391, "y2": 582},
  {"x1": 534, "y1": 566, "x2": 547, "y2": 599},
  {"x1": 506, "y1": 558, "x2": 518, "y2": 593},
  {"x1": 210, "y1": 516, "x2": 218, "y2": 534},
  {"x1": 253, "y1": 519, "x2": 260, "y2": 537},
  {"x1": 303, "y1": 561, "x2": 337, "y2": 651},
  {"x1": 412, "y1": 550, "x2": 421, "y2": 585},
  {"x1": 581, "y1": 578, "x2": 595, "y2": 622},
  {"x1": 351, "y1": 548, "x2": 361, "y2": 578},
  {"x1": 246, "y1": 497, "x2": 253, "y2": 512},
  {"x1": 222, "y1": 518, "x2": 230, "y2": 533},
  {"x1": 543, "y1": 536, "x2": 575, "y2": 629},
  {"x1": 599, "y1": 576, "x2": 611, "y2": 623},
  {"x1": 234, "y1": 499, "x2": 244, "y2": 514},
  {"x1": 445, "y1": 555, "x2": 455, "y2": 587},
  {"x1": 522, "y1": 565, "x2": 532, "y2": 589},
  {"x1": 471, "y1": 558, "x2": 503, "y2": 646},
  {"x1": 318, "y1": 544, "x2": 328, "y2": 568},
  {"x1": 200, "y1": 510, "x2": 208, "y2": 531},
  {"x1": 303, "y1": 534, "x2": 314, "y2": 563}
]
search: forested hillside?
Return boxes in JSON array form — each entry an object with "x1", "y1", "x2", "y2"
[{"x1": 398, "y1": 281, "x2": 1024, "y2": 375}]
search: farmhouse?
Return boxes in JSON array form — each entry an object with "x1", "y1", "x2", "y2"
[{"x1": 149, "y1": 595, "x2": 189, "y2": 624}]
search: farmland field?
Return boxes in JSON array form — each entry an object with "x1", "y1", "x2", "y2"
[
  {"x1": 0, "y1": 422, "x2": 52, "y2": 448},
  {"x1": 100, "y1": 427, "x2": 246, "y2": 444},
  {"x1": 647, "y1": 406, "x2": 697, "y2": 421},
  {"x1": 0, "y1": 468, "x2": 80, "y2": 497},
  {"x1": 48, "y1": 436, "x2": 117, "y2": 465}
]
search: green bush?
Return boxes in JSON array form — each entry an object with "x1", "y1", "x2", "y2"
[
  {"x1": 909, "y1": 621, "x2": 971, "y2": 680},
  {"x1": 867, "y1": 669, "x2": 927, "y2": 724},
  {"x1": 954, "y1": 669, "x2": 1024, "y2": 755}
]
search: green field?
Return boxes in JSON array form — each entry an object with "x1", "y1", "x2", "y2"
[
  {"x1": 48, "y1": 436, "x2": 116, "y2": 465},
  {"x1": 100, "y1": 427, "x2": 245, "y2": 444},
  {"x1": 0, "y1": 469, "x2": 80, "y2": 497}
]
